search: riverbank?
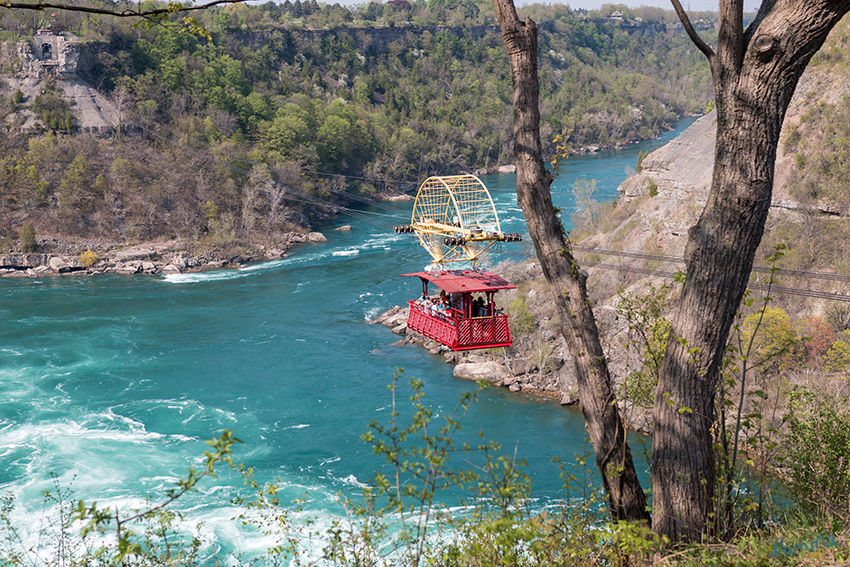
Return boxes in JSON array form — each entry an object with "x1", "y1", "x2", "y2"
[
  {"x1": 0, "y1": 231, "x2": 329, "y2": 277},
  {"x1": 369, "y1": 303, "x2": 569, "y2": 402}
]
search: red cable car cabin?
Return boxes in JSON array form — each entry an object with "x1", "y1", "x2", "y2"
[{"x1": 402, "y1": 270, "x2": 517, "y2": 351}]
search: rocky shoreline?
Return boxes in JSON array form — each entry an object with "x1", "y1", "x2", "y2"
[
  {"x1": 370, "y1": 302, "x2": 654, "y2": 435},
  {"x1": 0, "y1": 231, "x2": 329, "y2": 278},
  {"x1": 369, "y1": 304, "x2": 578, "y2": 404},
  {"x1": 368, "y1": 257, "x2": 656, "y2": 436}
]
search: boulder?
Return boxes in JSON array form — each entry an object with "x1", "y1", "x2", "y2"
[
  {"x1": 0, "y1": 254, "x2": 47, "y2": 268},
  {"x1": 453, "y1": 361, "x2": 511, "y2": 384},
  {"x1": 116, "y1": 262, "x2": 140, "y2": 274},
  {"x1": 497, "y1": 164, "x2": 516, "y2": 174},
  {"x1": 391, "y1": 323, "x2": 407, "y2": 335},
  {"x1": 510, "y1": 359, "x2": 527, "y2": 375},
  {"x1": 370, "y1": 305, "x2": 408, "y2": 327},
  {"x1": 170, "y1": 252, "x2": 191, "y2": 269},
  {"x1": 560, "y1": 391, "x2": 579, "y2": 406},
  {"x1": 336, "y1": 225, "x2": 352, "y2": 231},
  {"x1": 113, "y1": 248, "x2": 158, "y2": 261},
  {"x1": 307, "y1": 232, "x2": 328, "y2": 242},
  {"x1": 162, "y1": 264, "x2": 181, "y2": 274},
  {"x1": 48, "y1": 256, "x2": 71, "y2": 273}
]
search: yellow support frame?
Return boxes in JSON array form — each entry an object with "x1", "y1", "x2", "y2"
[{"x1": 410, "y1": 175, "x2": 504, "y2": 265}]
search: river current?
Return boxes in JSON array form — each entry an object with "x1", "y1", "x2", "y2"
[{"x1": 0, "y1": 119, "x2": 695, "y2": 559}]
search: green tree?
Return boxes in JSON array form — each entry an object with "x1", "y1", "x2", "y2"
[
  {"x1": 824, "y1": 330, "x2": 850, "y2": 373},
  {"x1": 265, "y1": 104, "x2": 312, "y2": 156},
  {"x1": 58, "y1": 154, "x2": 94, "y2": 212},
  {"x1": 20, "y1": 222, "x2": 37, "y2": 252},
  {"x1": 740, "y1": 306, "x2": 799, "y2": 375}
]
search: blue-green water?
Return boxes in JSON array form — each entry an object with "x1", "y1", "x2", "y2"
[{"x1": 0, "y1": 119, "x2": 694, "y2": 557}]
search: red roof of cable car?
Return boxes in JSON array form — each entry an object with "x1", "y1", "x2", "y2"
[{"x1": 401, "y1": 270, "x2": 517, "y2": 294}]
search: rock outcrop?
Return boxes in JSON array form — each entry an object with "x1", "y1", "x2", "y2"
[{"x1": 0, "y1": 232, "x2": 326, "y2": 278}]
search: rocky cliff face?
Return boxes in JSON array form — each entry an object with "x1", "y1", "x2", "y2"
[
  {"x1": 0, "y1": 33, "x2": 81, "y2": 78},
  {"x1": 1, "y1": 35, "x2": 120, "y2": 132}
]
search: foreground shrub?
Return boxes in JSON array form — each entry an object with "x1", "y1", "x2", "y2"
[{"x1": 782, "y1": 388, "x2": 850, "y2": 521}]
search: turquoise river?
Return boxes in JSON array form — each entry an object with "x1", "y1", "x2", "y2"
[{"x1": 0, "y1": 119, "x2": 696, "y2": 561}]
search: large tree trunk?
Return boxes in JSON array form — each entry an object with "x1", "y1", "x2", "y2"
[
  {"x1": 492, "y1": 0, "x2": 650, "y2": 524},
  {"x1": 654, "y1": 0, "x2": 850, "y2": 542}
]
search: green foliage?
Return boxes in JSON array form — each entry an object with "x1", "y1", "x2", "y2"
[
  {"x1": 635, "y1": 149, "x2": 649, "y2": 173},
  {"x1": 0, "y1": 4, "x2": 714, "y2": 246},
  {"x1": 616, "y1": 282, "x2": 672, "y2": 408},
  {"x1": 20, "y1": 222, "x2": 37, "y2": 252},
  {"x1": 1, "y1": 368, "x2": 848, "y2": 565},
  {"x1": 647, "y1": 178, "x2": 658, "y2": 197},
  {"x1": 783, "y1": 388, "x2": 850, "y2": 520},
  {"x1": 31, "y1": 82, "x2": 76, "y2": 132},
  {"x1": 507, "y1": 297, "x2": 536, "y2": 336},
  {"x1": 714, "y1": 245, "x2": 792, "y2": 538},
  {"x1": 824, "y1": 330, "x2": 850, "y2": 372},
  {"x1": 234, "y1": 371, "x2": 652, "y2": 567},
  {"x1": 739, "y1": 306, "x2": 800, "y2": 375},
  {"x1": 0, "y1": 430, "x2": 242, "y2": 566}
]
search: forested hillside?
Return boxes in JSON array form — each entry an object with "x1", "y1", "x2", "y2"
[{"x1": 0, "y1": 0, "x2": 712, "y2": 254}]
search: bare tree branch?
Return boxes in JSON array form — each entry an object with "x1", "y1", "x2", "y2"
[
  {"x1": 0, "y1": 0, "x2": 243, "y2": 19},
  {"x1": 670, "y1": 0, "x2": 715, "y2": 63}
]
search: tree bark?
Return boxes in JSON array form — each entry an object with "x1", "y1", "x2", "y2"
[
  {"x1": 654, "y1": 0, "x2": 850, "y2": 542},
  {"x1": 492, "y1": 0, "x2": 650, "y2": 524}
]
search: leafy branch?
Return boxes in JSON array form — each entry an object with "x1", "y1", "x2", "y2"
[
  {"x1": 74, "y1": 429, "x2": 242, "y2": 565},
  {"x1": 0, "y1": 0, "x2": 245, "y2": 36}
]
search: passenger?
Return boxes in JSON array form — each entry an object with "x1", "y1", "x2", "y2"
[
  {"x1": 437, "y1": 302, "x2": 447, "y2": 319},
  {"x1": 441, "y1": 296, "x2": 452, "y2": 320},
  {"x1": 428, "y1": 298, "x2": 440, "y2": 318},
  {"x1": 475, "y1": 297, "x2": 487, "y2": 317}
]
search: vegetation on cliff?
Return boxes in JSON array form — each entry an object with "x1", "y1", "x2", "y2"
[{"x1": 0, "y1": 0, "x2": 712, "y2": 254}]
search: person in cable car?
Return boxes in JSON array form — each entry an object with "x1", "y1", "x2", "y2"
[{"x1": 440, "y1": 295, "x2": 454, "y2": 323}]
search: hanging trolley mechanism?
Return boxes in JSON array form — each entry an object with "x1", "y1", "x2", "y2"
[{"x1": 394, "y1": 174, "x2": 522, "y2": 351}]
